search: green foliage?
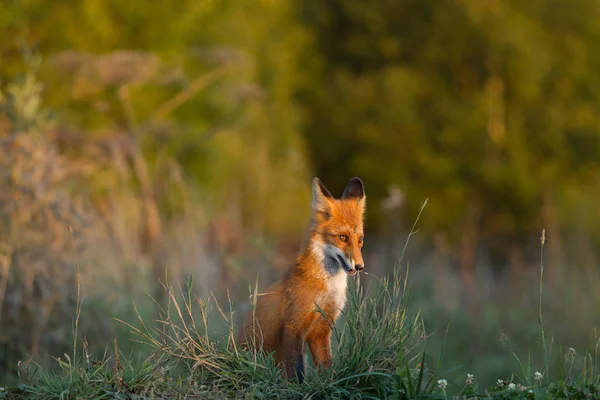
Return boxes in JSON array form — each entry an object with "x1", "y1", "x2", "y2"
[
  {"x1": 4, "y1": 1, "x2": 600, "y2": 398},
  {"x1": 0, "y1": 68, "x2": 84, "y2": 379},
  {"x1": 1, "y1": 0, "x2": 314, "y2": 239},
  {"x1": 0, "y1": 3, "x2": 315, "y2": 380},
  {"x1": 0, "y1": 57, "x2": 51, "y2": 132},
  {"x1": 4, "y1": 0, "x2": 600, "y2": 266},
  {"x1": 299, "y1": 0, "x2": 600, "y2": 259},
  {"x1": 23, "y1": 351, "x2": 166, "y2": 400}
]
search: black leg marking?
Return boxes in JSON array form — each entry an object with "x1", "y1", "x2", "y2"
[{"x1": 295, "y1": 354, "x2": 305, "y2": 383}]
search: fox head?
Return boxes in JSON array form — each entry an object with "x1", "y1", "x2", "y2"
[{"x1": 311, "y1": 177, "x2": 366, "y2": 276}]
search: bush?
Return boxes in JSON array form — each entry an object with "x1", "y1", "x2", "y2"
[{"x1": 0, "y1": 66, "x2": 100, "y2": 378}]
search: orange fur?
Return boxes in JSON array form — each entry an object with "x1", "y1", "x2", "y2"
[{"x1": 237, "y1": 177, "x2": 366, "y2": 382}]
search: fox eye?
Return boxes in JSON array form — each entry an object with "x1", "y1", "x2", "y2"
[
  {"x1": 359, "y1": 236, "x2": 364, "y2": 244},
  {"x1": 339, "y1": 235, "x2": 348, "y2": 242}
]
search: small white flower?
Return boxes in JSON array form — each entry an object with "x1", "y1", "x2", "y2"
[
  {"x1": 496, "y1": 379, "x2": 505, "y2": 388},
  {"x1": 0, "y1": 387, "x2": 4, "y2": 391},
  {"x1": 529, "y1": 389, "x2": 534, "y2": 393},
  {"x1": 508, "y1": 383, "x2": 516, "y2": 390},
  {"x1": 466, "y1": 373, "x2": 474, "y2": 385},
  {"x1": 438, "y1": 379, "x2": 448, "y2": 390},
  {"x1": 534, "y1": 371, "x2": 543, "y2": 382},
  {"x1": 567, "y1": 347, "x2": 577, "y2": 358}
]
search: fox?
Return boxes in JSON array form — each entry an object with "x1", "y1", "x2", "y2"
[{"x1": 237, "y1": 176, "x2": 366, "y2": 382}]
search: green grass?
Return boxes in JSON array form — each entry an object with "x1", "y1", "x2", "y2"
[
  {"x1": 0, "y1": 268, "x2": 426, "y2": 399},
  {"x1": 2, "y1": 261, "x2": 600, "y2": 399},
  {"x1": 3, "y1": 221, "x2": 600, "y2": 399}
]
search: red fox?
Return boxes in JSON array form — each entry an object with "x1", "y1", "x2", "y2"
[{"x1": 237, "y1": 177, "x2": 366, "y2": 382}]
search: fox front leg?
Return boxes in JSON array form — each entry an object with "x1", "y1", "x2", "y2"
[
  {"x1": 307, "y1": 322, "x2": 333, "y2": 370},
  {"x1": 282, "y1": 328, "x2": 306, "y2": 383}
]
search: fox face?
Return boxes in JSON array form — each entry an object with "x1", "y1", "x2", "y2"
[{"x1": 311, "y1": 177, "x2": 366, "y2": 276}]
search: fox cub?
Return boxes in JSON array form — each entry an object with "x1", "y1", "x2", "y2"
[{"x1": 238, "y1": 177, "x2": 366, "y2": 382}]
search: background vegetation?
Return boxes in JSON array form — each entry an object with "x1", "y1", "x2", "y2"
[{"x1": 2, "y1": 0, "x2": 600, "y2": 396}]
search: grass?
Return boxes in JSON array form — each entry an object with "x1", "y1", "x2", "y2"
[
  {"x1": 2, "y1": 216, "x2": 600, "y2": 398},
  {"x1": 0, "y1": 269, "x2": 426, "y2": 400},
  {"x1": 5, "y1": 257, "x2": 599, "y2": 399}
]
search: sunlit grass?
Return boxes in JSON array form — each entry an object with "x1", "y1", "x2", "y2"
[
  {"x1": 3, "y1": 253, "x2": 600, "y2": 399},
  {"x1": 2, "y1": 207, "x2": 600, "y2": 398}
]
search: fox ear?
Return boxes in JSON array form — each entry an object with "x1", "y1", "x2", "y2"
[
  {"x1": 312, "y1": 177, "x2": 333, "y2": 215},
  {"x1": 342, "y1": 177, "x2": 365, "y2": 200}
]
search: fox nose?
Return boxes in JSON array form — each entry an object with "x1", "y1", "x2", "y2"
[{"x1": 356, "y1": 263, "x2": 364, "y2": 272}]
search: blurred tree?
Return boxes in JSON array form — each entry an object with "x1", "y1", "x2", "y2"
[
  {"x1": 298, "y1": 0, "x2": 600, "y2": 312},
  {"x1": 0, "y1": 1, "x2": 315, "y2": 299},
  {"x1": 3, "y1": 0, "x2": 600, "y2": 311}
]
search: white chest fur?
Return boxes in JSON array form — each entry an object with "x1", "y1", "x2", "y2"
[{"x1": 327, "y1": 269, "x2": 348, "y2": 311}]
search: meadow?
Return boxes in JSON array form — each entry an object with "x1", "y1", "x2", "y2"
[
  {"x1": 4, "y1": 1, "x2": 600, "y2": 398},
  {"x1": 1, "y1": 195, "x2": 599, "y2": 399}
]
